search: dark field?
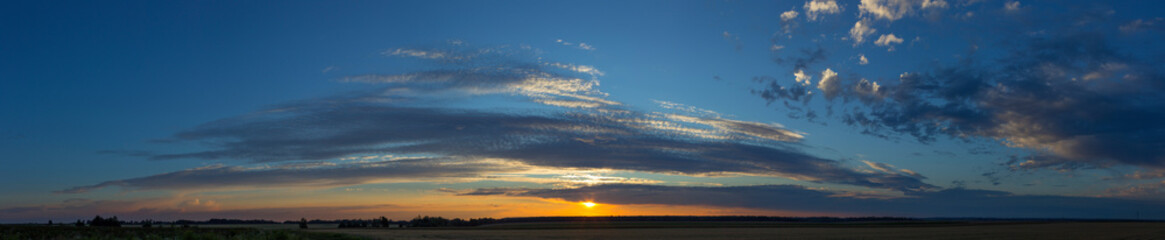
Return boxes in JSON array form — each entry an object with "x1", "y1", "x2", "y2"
[
  {"x1": 310, "y1": 222, "x2": 1165, "y2": 240},
  {"x1": 0, "y1": 225, "x2": 363, "y2": 240},
  {"x1": 5, "y1": 222, "x2": 1165, "y2": 240}
]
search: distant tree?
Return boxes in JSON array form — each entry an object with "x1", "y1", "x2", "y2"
[
  {"x1": 74, "y1": 220, "x2": 85, "y2": 227},
  {"x1": 142, "y1": 219, "x2": 153, "y2": 228},
  {"x1": 299, "y1": 218, "x2": 308, "y2": 229},
  {"x1": 47, "y1": 220, "x2": 52, "y2": 225},
  {"x1": 379, "y1": 216, "x2": 390, "y2": 228},
  {"x1": 89, "y1": 215, "x2": 121, "y2": 227},
  {"x1": 450, "y1": 218, "x2": 466, "y2": 227}
]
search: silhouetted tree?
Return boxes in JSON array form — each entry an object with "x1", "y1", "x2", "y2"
[
  {"x1": 74, "y1": 220, "x2": 85, "y2": 227},
  {"x1": 379, "y1": 216, "x2": 390, "y2": 228},
  {"x1": 89, "y1": 215, "x2": 121, "y2": 227},
  {"x1": 299, "y1": 218, "x2": 308, "y2": 229}
]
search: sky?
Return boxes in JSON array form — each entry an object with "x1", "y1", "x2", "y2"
[{"x1": 3, "y1": 0, "x2": 1165, "y2": 223}]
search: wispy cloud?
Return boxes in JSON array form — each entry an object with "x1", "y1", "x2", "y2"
[
  {"x1": 90, "y1": 45, "x2": 932, "y2": 193},
  {"x1": 58, "y1": 158, "x2": 524, "y2": 193},
  {"x1": 556, "y1": 39, "x2": 596, "y2": 51},
  {"x1": 462, "y1": 184, "x2": 1165, "y2": 219}
]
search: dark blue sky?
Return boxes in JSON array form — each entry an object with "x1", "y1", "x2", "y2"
[{"x1": 3, "y1": 0, "x2": 1165, "y2": 222}]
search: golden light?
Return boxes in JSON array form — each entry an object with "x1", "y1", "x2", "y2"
[{"x1": 582, "y1": 202, "x2": 597, "y2": 208}]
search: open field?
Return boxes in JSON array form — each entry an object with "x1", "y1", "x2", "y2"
[
  {"x1": 6, "y1": 222, "x2": 1164, "y2": 239},
  {"x1": 310, "y1": 222, "x2": 1165, "y2": 240},
  {"x1": 0, "y1": 225, "x2": 363, "y2": 240}
]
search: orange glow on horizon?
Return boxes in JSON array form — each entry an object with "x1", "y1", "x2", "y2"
[{"x1": 582, "y1": 201, "x2": 597, "y2": 208}]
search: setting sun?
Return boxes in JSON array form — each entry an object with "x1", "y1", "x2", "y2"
[{"x1": 582, "y1": 202, "x2": 597, "y2": 208}]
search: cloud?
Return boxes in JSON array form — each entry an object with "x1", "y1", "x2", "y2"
[
  {"x1": 58, "y1": 158, "x2": 522, "y2": 193},
  {"x1": 858, "y1": 0, "x2": 948, "y2": 22},
  {"x1": 803, "y1": 0, "x2": 841, "y2": 21},
  {"x1": 0, "y1": 197, "x2": 463, "y2": 223},
  {"x1": 781, "y1": 10, "x2": 799, "y2": 21},
  {"x1": 1120, "y1": 18, "x2": 1165, "y2": 33},
  {"x1": 463, "y1": 184, "x2": 1165, "y2": 219},
  {"x1": 873, "y1": 34, "x2": 904, "y2": 49},
  {"x1": 849, "y1": 19, "x2": 876, "y2": 46},
  {"x1": 758, "y1": 31, "x2": 1165, "y2": 170},
  {"x1": 794, "y1": 69, "x2": 813, "y2": 86},
  {"x1": 817, "y1": 68, "x2": 841, "y2": 100},
  {"x1": 556, "y1": 39, "x2": 596, "y2": 51},
  {"x1": 859, "y1": 0, "x2": 913, "y2": 21},
  {"x1": 1004, "y1": 1, "x2": 1021, "y2": 12},
  {"x1": 859, "y1": 54, "x2": 869, "y2": 65},
  {"x1": 921, "y1": 0, "x2": 948, "y2": 9},
  {"x1": 852, "y1": 78, "x2": 884, "y2": 103},
  {"x1": 1104, "y1": 181, "x2": 1165, "y2": 200},
  {"x1": 99, "y1": 45, "x2": 932, "y2": 193}
]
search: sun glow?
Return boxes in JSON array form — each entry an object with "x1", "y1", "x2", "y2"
[{"x1": 582, "y1": 202, "x2": 597, "y2": 208}]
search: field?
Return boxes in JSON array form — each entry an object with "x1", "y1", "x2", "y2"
[
  {"x1": 0, "y1": 225, "x2": 362, "y2": 240},
  {"x1": 310, "y1": 222, "x2": 1165, "y2": 240},
  {"x1": 5, "y1": 222, "x2": 1165, "y2": 239}
]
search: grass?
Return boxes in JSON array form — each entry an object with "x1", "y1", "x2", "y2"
[{"x1": 0, "y1": 225, "x2": 366, "y2": 240}]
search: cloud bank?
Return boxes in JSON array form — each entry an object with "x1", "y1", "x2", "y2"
[
  {"x1": 75, "y1": 44, "x2": 933, "y2": 194},
  {"x1": 464, "y1": 184, "x2": 1165, "y2": 219}
]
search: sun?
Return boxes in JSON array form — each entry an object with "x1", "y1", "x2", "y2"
[{"x1": 582, "y1": 202, "x2": 597, "y2": 208}]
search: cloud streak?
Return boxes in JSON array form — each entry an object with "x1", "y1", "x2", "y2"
[
  {"x1": 58, "y1": 158, "x2": 522, "y2": 193},
  {"x1": 85, "y1": 44, "x2": 933, "y2": 193},
  {"x1": 464, "y1": 184, "x2": 1165, "y2": 219}
]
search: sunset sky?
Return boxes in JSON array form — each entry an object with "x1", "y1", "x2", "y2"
[{"x1": 4, "y1": 0, "x2": 1165, "y2": 223}]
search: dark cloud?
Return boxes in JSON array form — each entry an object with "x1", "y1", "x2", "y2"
[
  {"x1": 0, "y1": 197, "x2": 494, "y2": 223},
  {"x1": 1120, "y1": 17, "x2": 1165, "y2": 33},
  {"x1": 58, "y1": 158, "x2": 519, "y2": 193},
  {"x1": 128, "y1": 98, "x2": 930, "y2": 192},
  {"x1": 466, "y1": 184, "x2": 1165, "y2": 219},
  {"x1": 94, "y1": 45, "x2": 932, "y2": 193},
  {"x1": 773, "y1": 47, "x2": 828, "y2": 72},
  {"x1": 757, "y1": 29, "x2": 1165, "y2": 170}
]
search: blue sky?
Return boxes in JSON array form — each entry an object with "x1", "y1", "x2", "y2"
[{"x1": 3, "y1": 0, "x2": 1165, "y2": 222}]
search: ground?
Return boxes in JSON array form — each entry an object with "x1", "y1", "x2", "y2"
[{"x1": 309, "y1": 222, "x2": 1165, "y2": 240}]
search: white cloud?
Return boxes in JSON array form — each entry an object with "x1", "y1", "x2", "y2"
[
  {"x1": 803, "y1": 0, "x2": 841, "y2": 21},
  {"x1": 817, "y1": 68, "x2": 840, "y2": 100},
  {"x1": 794, "y1": 69, "x2": 813, "y2": 86},
  {"x1": 654, "y1": 100, "x2": 724, "y2": 118},
  {"x1": 849, "y1": 19, "x2": 876, "y2": 46},
  {"x1": 534, "y1": 99, "x2": 602, "y2": 108},
  {"x1": 1004, "y1": 1, "x2": 1020, "y2": 12},
  {"x1": 545, "y1": 62, "x2": 605, "y2": 77},
  {"x1": 859, "y1": 54, "x2": 869, "y2": 65},
  {"x1": 556, "y1": 39, "x2": 596, "y2": 51},
  {"x1": 859, "y1": 0, "x2": 947, "y2": 21},
  {"x1": 859, "y1": 0, "x2": 913, "y2": 21},
  {"x1": 921, "y1": 0, "x2": 948, "y2": 9},
  {"x1": 874, "y1": 34, "x2": 904, "y2": 50},
  {"x1": 781, "y1": 10, "x2": 799, "y2": 21},
  {"x1": 771, "y1": 44, "x2": 786, "y2": 51},
  {"x1": 578, "y1": 43, "x2": 595, "y2": 51}
]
